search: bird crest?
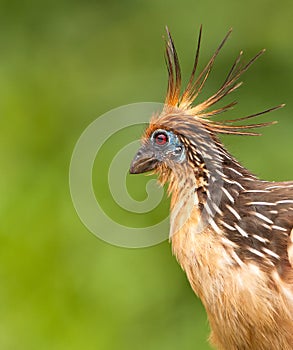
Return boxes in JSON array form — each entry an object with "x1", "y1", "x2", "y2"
[{"x1": 153, "y1": 26, "x2": 283, "y2": 136}]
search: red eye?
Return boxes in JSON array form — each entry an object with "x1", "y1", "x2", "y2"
[{"x1": 154, "y1": 132, "x2": 168, "y2": 145}]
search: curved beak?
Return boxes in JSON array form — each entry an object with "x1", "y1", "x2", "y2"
[{"x1": 129, "y1": 145, "x2": 157, "y2": 174}]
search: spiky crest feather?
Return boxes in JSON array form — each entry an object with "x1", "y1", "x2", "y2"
[{"x1": 160, "y1": 26, "x2": 284, "y2": 136}]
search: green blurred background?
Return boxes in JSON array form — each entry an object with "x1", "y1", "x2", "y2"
[{"x1": 1, "y1": 0, "x2": 293, "y2": 349}]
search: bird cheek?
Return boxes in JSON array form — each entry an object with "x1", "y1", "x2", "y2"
[
  {"x1": 169, "y1": 147, "x2": 186, "y2": 163},
  {"x1": 175, "y1": 149, "x2": 186, "y2": 163}
]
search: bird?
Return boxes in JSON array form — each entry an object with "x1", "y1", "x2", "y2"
[{"x1": 129, "y1": 26, "x2": 293, "y2": 350}]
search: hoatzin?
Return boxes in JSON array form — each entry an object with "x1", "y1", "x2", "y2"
[{"x1": 130, "y1": 27, "x2": 293, "y2": 349}]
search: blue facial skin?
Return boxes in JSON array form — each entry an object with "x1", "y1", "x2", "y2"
[{"x1": 151, "y1": 129, "x2": 186, "y2": 164}]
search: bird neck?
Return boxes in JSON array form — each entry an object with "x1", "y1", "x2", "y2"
[{"x1": 168, "y1": 140, "x2": 258, "y2": 238}]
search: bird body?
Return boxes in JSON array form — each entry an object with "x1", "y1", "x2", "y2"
[
  {"x1": 130, "y1": 27, "x2": 293, "y2": 349},
  {"x1": 171, "y1": 171, "x2": 293, "y2": 349}
]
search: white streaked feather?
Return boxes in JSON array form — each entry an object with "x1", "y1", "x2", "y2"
[
  {"x1": 246, "y1": 201, "x2": 276, "y2": 206},
  {"x1": 262, "y1": 247, "x2": 280, "y2": 259},
  {"x1": 250, "y1": 211, "x2": 274, "y2": 225},
  {"x1": 219, "y1": 220, "x2": 236, "y2": 231},
  {"x1": 226, "y1": 167, "x2": 243, "y2": 176},
  {"x1": 247, "y1": 247, "x2": 266, "y2": 258},
  {"x1": 252, "y1": 234, "x2": 269, "y2": 243},
  {"x1": 222, "y1": 187, "x2": 235, "y2": 204},
  {"x1": 226, "y1": 204, "x2": 241, "y2": 220},
  {"x1": 272, "y1": 225, "x2": 287, "y2": 232},
  {"x1": 276, "y1": 200, "x2": 293, "y2": 204},
  {"x1": 234, "y1": 223, "x2": 248, "y2": 237}
]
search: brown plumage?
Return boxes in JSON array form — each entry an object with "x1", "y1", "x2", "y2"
[{"x1": 130, "y1": 26, "x2": 293, "y2": 349}]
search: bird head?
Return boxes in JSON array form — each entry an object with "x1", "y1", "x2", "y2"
[
  {"x1": 130, "y1": 26, "x2": 282, "y2": 197},
  {"x1": 129, "y1": 127, "x2": 186, "y2": 175},
  {"x1": 129, "y1": 108, "x2": 213, "y2": 197}
]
